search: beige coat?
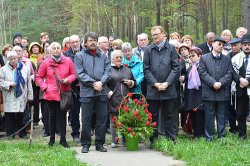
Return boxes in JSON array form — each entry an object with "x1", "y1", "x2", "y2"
[{"x1": 0, "y1": 62, "x2": 33, "y2": 113}]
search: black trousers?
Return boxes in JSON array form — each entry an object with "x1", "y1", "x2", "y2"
[
  {"x1": 33, "y1": 85, "x2": 40, "y2": 123},
  {"x1": 81, "y1": 96, "x2": 107, "y2": 147},
  {"x1": 41, "y1": 99, "x2": 50, "y2": 134},
  {"x1": 69, "y1": 93, "x2": 81, "y2": 138},
  {"x1": 227, "y1": 98, "x2": 237, "y2": 133},
  {"x1": 147, "y1": 99, "x2": 175, "y2": 141},
  {"x1": 236, "y1": 92, "x2": 249, "y2": 137},
  {"x1": 190, "y1": 110, "x2": 205, "y2": 137},
  {"x1": 46, "y1": 100, "x2": 67, "y2": 141},
  {"x1": 5, "y1": 112, "x2": 26, "y2": 137}
]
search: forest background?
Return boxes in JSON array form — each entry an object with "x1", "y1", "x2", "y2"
[{"x1": 0, "y1": 0, "x2": 249, "y2": 48}]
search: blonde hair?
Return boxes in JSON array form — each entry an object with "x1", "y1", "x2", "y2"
[
  {"x1": 221, "y1": 29, "x2": 233, "y2": 40},
  {"x1": 181, "y1": 35, "x2": 193, "y2": 44},
  {"x1": 62, "y1": 37, "x2": 69, "y2": 48},
  {"x1": 112, "y1": 39, "x2": 123, "y2": 50},
  {"x1": 169, "y1": 32, "x2": 181, "y2": 40}
]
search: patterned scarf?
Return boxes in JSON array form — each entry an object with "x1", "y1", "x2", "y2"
[
  {"x1": 188, "y1": 62, "x2": 201, "y2": 90},
  {"x1": 14, "y1": 61, "x2": 25, "y2": 98},
  {"x1": 51, "y1": 53, "x2": 62, "y2": 63}
]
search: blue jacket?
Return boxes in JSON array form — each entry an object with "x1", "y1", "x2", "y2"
[{"x1": 122, "y1": 55, "x2": 144, "y2": 93}]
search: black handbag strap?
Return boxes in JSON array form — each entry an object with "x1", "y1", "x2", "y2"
[{"x1": 52, "y1": 66, "x2": 61, "y2": 94}]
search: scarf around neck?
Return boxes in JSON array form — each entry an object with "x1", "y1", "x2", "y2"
[
  {"x1": 156, "y1": 40, "x2": 166, "y2": 50},
  {"x1": 14, "y1": 61, "x2": 25, "y2": 98},
  {"x1": 188, "y1": 62, "x2": 201, "y2": 90},
  {"x1": 51, "y1": 53, "x2": 62, "y2": 63}
]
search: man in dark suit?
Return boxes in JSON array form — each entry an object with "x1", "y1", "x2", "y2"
[
  {"x1": 199, "y1": 38, "x2": 232, "y2": 141},
  {"x1": 198, "y1": 32, "x2": 215, "y2": 54},
  {"x1": 231, "y1": 34, "x2": 250, "y2": 139},
  {"x1": 144, "y1": 26, "x2": 179, "y2": 145}
]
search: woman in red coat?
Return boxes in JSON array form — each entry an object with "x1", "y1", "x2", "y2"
[{"x1": 36, "y1": 42, "x2": 76, "y2": 148}]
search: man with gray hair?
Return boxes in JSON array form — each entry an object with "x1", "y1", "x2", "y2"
[
  {"x1": 198, "y1": 32, "x2": 216, "y2": 54},
  {"x1": 132, "y1": 33, "x2": 149, "y2": 61},
  {"x1": 63, "y1": 34, "x2": 83, "y2": 142},
  {"x1": 98, "y1": 36, "x2": 110, "y2": 58},
  {"x1": 74, "y1": 32, "x2": 111, "y2": 153}
]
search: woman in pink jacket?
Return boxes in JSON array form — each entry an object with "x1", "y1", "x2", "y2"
[{"x1": 36, "y1": 42, "x2": 76, "y2": 148}]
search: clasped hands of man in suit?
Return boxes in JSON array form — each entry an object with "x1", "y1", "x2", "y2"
[
  {"x1": 239, "y1": 77, "x2": 249, "y2": 88},
  {"x1": 154, "y1": 82, "x2": 169, "y2": 91}
]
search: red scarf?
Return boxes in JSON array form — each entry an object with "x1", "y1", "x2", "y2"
[{"x1": 90, "y1": 48, "x2": 96, "y2": 56}]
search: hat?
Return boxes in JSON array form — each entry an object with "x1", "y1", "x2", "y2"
[
  {"x1": 241, "y1": 34, "x2": 250, "y2": 43},
  {"x1": 228, "y1": 38, "x2": 241, "y2": 44},
  {"x1": 7, "y1": 51, "x2": 18, "y2": 59},
  {"x1": 13, "y1": 32, "x2": 22, "y2": 40},
  {"x1": 190, "y1": 47, "x2": 202, "y2": 56},
  {"x1": 178, "y1": 43, "x2": 189, "y2": 54},
  {"x1": 213, "y1": 37, "x2": 226, "y2": 44}
]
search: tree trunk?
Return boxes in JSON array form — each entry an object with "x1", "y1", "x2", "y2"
[
  {"x1": 214, "y1": 0, "x2": 217, "y2": 34},
  {"x1": 156, "y1": 0, "x2": 161, "y2": 25},
  {"x1": 222, "y1": 0, "x2": 225, "y2": 30},
  {"x1": 243, "y1": 0, "x2": 250, "y2": 30},
  {"x1": 95, "y1": 0, "x2": 100, "y2": 35}
]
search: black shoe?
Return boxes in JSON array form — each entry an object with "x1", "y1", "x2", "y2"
[
  {"x1": 96, "y1": 145, "x2": 107, "y2": 152},
  {"x1": 48, "y1": 140, "x2": 55, "y2": 146},
  {"x1": 81, "y1": 146, "x2": 89, "y2": 153},
  {"x1": 19, "y1": 135, "x2": 28, "y2": 139},
  {"x1": 43, "y1": 133, "x2": 50, "y2": 137},
  {"x1": 59, "y1": 140, "x2": 70, "y2": 148}
]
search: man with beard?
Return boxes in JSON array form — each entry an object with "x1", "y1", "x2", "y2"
[
  {"x1": 199, "y1": 38, "x2": 232, "y2": 141},
  {"x1": 74, "y1": 32, "x2": 111, "y2": 153},
  {"x1": 232, "y1": 34, "x2": 250, "y2": 139},
  {"x1": 63, "y1": 35, "x2": 83, "y2": 142}
]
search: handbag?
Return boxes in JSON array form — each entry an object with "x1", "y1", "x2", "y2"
[{"x1": 53, "y1": 67, "x2": 73, "y2": 112}]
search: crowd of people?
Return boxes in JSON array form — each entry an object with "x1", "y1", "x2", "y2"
[{"x1": 0, "y1": 25, "x2": 249, "y2": 153}]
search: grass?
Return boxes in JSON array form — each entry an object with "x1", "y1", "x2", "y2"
[
  {"x1": 0, "y1": 139, "x2": 87, "y2": 166},
  {"x1": 154, "y1": 133, "x2": 250, "y2": 166}
]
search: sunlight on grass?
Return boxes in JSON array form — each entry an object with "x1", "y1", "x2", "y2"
[
  {"x1": 154, "y1": 133, "x2": 250, "y2": 166},
  {"x1": 0, "y1": 140, "x2": 86, "y2": 166}
]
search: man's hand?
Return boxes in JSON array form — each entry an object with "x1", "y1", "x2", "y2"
[
  {"x1": 93, "y1": 81, "x2": 103, "y2": 91},
  {"x1": 159, "y1": 82, "x2": 169, "y2": 91},
  {"x1": 179, "y1": 76, "x2": 185, "y2": 82},
  {"x1": 239, "y1": 77, "x2": 249, "y2": 88},
  {"x1": 154, "y1": 83, "x2": 161, "y2": 90},
  {"x1": 213, "y1": 82, "x2": 222, "y2": 90}
]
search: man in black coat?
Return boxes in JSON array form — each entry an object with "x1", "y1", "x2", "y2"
[
  {"x1": 231, "y1": 34, "x2": 250, "y2": 139},
  {"x1": 143, "y1": 26, "x2": 179, "y2": 144},
  {"x1": 198, "y1": 32, "x2": 215, "y2": 55},
  {"x1": 199, "y1": 38, "x2": 232, "y2": 141},
  {"x1": 63, "y1": 35, "x2": 83, "y2": 142}
]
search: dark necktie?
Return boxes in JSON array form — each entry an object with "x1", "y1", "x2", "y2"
[{"x1": 245, "y1": 55, "x2": 249, "y2": 70}]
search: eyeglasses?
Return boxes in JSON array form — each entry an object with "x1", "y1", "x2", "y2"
[
  {"x1": 151, "y1": 32, "x2": 162, "y2": 37},
  {"x1": 87, "y1": 39, "x2": 97, "y2": 42},
  {"x1": 114, "y1": 56, "x2": 122, "y2": 59},
  {"x1": 218, "y1": 43, "x2": 224, "y2": 47}
]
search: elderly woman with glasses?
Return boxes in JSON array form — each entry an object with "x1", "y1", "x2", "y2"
[
  {"x1": 183, "y1": 47, "x2": 205, "y2": 138},
  {"x1": 122, "y1": 42, "x2": 144, "y2": 94},
  {"x1": 107, "y1": 50, "x2": 135, "y2": 148}
]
